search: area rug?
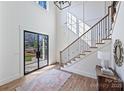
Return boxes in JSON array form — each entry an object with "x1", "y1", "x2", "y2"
[{"x1": 16, "y1": 69, "x2": 71, "y2": 91}]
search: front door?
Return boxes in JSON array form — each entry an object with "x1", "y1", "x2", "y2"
[{"x1": 24, "y1": 31, "x2": 49, "y2": 75}]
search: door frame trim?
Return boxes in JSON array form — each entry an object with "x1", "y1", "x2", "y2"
[{"x1": 24, "y1": 30, "x2": 49, "y2": 75}]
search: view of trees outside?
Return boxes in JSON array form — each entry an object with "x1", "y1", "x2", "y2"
[{"x1": 25, "y1": 32, "x2": 38, "y2": 63}]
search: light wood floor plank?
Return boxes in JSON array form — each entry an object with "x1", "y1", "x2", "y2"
[{"x1": 0, "y1": 64, "x2": 97, "y2": 91}]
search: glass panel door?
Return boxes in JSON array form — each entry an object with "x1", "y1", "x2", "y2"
[
  {"x1": 24, "y1": 31, "x2": 49, "y2": 75},
  {"x1": 39, "y1": 34, "x2": 48, "y2": 68},
  {"x1": 24, "y1": 31, "x2": 38, "y2": 74}
]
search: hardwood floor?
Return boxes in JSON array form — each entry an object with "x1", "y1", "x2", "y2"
[
  {"x1": 0, "y1": 64, "x2": 97, "y2": 91},
  {"x1": 59, "y1": 74, "x2": 97, "y2": 91}
]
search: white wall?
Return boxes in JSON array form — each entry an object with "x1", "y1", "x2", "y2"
[
  {"x1": 0, "y1": 1, "x2": 56, "y2": 86},
  {"x1": 56, "y1": 1, "x2": 111, "y2": 62},
  {"x1": 112, "y1": 2, "x2": 124, "y2": 82},
  {"x1": 62, "y1": 43, "x2": 112, "y2": 79}
]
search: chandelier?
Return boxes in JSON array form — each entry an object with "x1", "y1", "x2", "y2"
[{"x1": 54, "y1": 1, "x2": 71, "y2": 10}]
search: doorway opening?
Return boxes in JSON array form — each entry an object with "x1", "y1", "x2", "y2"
[{"x1": 24, "y1": 30, "x2": 49, "y2": 75}]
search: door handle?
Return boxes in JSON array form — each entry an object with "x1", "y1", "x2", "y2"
[
  {"x1": 38, "y1": 51, "x2": 40, "y2": 58},
  {"x1": 36, "y1": 51, "x2": 38, "y2": 58},
  {"x1": 36, "y1": 51, "x2": 40, "y2": 58}
]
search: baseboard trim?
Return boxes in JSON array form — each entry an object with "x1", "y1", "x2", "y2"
[
  {"x1": 61, "y1": 68, "x2": 97, "y2": 79},
  {"x1": 0, "y1": 73, "x2": 21, "y2": 86},
  {"x1": 49, "y1": 62, "x2": 58, "y2": 65}
]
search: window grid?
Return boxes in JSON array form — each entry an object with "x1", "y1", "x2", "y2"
[
  {"x1": 67, "y1": 12, "x2": 90, "y2": 36},
  {"x1": 67, "y1": 12, "x2": 77, "y2": 34}
]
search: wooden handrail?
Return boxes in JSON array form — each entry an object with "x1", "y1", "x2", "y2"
[{"x1": 60, "y1": 5, "x2": 113, "y2": 53}]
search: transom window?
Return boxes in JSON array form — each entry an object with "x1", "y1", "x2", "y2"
[
  {"x1": 39, "y1": 1, "x2": 47, "y2": 9},
  {"x1": 36, "y1": 1, "x2": 48, "y2": 10}
]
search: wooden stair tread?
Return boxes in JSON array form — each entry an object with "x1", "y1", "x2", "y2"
[
  {"x1": 90, "y1": 47, "x2": 98, "y2": 48},
  {"x1": 75, "y1": 56, "x2": 80, "y2": 58},
  {"x1": 75, "y1": 57, "x2": 80, "y2": 59},
  {"x1": 102, "y1": 38, "x2": 112, "y2": 40},
  {"x1": 68, "y1": 61, "x2": 72, "y2": 63},
  {"x1": 72, "y1": 58, "x2": 76, "y2": 61},
  {"x1": 84, "y1": 50, "x2": 92, "y2": 52},
  {"x1": 61, "y1": 64, "x2": 64, "y2": 67},
  {"x1": 80, "y1": 53, "x2": 86, "y2": 55},
  {"x1": 64, "y1": 63, "x2": 67, "y2": 65},
  {"x1": 96, "y1": 42, "x2": 105, "y2": 44}
]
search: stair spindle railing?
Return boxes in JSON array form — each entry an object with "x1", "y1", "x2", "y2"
[{"x1": 60, "y1": 5, "x2": 114, "y2": 66}]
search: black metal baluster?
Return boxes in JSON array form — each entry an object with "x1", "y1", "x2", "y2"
[
  {"x1": 100, "y1": 21, "x2": 101, "y2": 42},
  {"x1": 93, "y1": 27, "x2": 95, "y2": 46},
  {"x1": 94, "y1": 27, "x2": 96, "y2": 46},
  {"x1": 103, "y1": 18, "x2": 105, "y2": 39},
  {"x1": 101, "y1": 20, "x2": 103, "y2": 41},
  {"x1": 97, "y1": 25, "x2": 98, "y2": 43},
  {"x1": 98, "y1": 23, "x2": 99, "y2": 43},
  {"x1": 68, "y1": 48, "x2": 69, "y2": 63},
  {"x1": 99, "y1": 23, "x2": 100, "y2": 43},
  {"x1": 86, "y1": 33, "x2": 87, "y2": 51},
  {"x1": 107, "y1": 16, "x2": 109, "y2": 39},
  {"x1": 105, "y1": 16, "x2": 107, "y2": 39},
  {"x1": 95, "y1": 26, "x2": 97, "y2": 46}
]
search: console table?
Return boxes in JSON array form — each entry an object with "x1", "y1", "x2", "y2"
[{"x1": 96, "y1": 65, "x2": 123, "y2": 91}]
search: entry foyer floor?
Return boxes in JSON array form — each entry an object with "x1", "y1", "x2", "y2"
[{"x1": 0, "y1": 64, "x2": 97, "y2": 91}]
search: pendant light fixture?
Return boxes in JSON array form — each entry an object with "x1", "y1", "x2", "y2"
[{"x1": 54, "y1": 1, "x2": 71, "y2": 10}]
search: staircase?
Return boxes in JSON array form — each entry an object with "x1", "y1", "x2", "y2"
[{"x1": 60, "y1": 2, "x2": 119, "y2": 69}]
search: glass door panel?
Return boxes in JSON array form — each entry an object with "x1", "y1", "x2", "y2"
[
  {"x1": 24, "y1": 31, "x2": 38, "y2": 74},
  {"x1": 39, "y1": 34, "x2": 48, "y2": 68},
  {"x1": 24, "y1": 31, "x2": 49, "y2": 75}
]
